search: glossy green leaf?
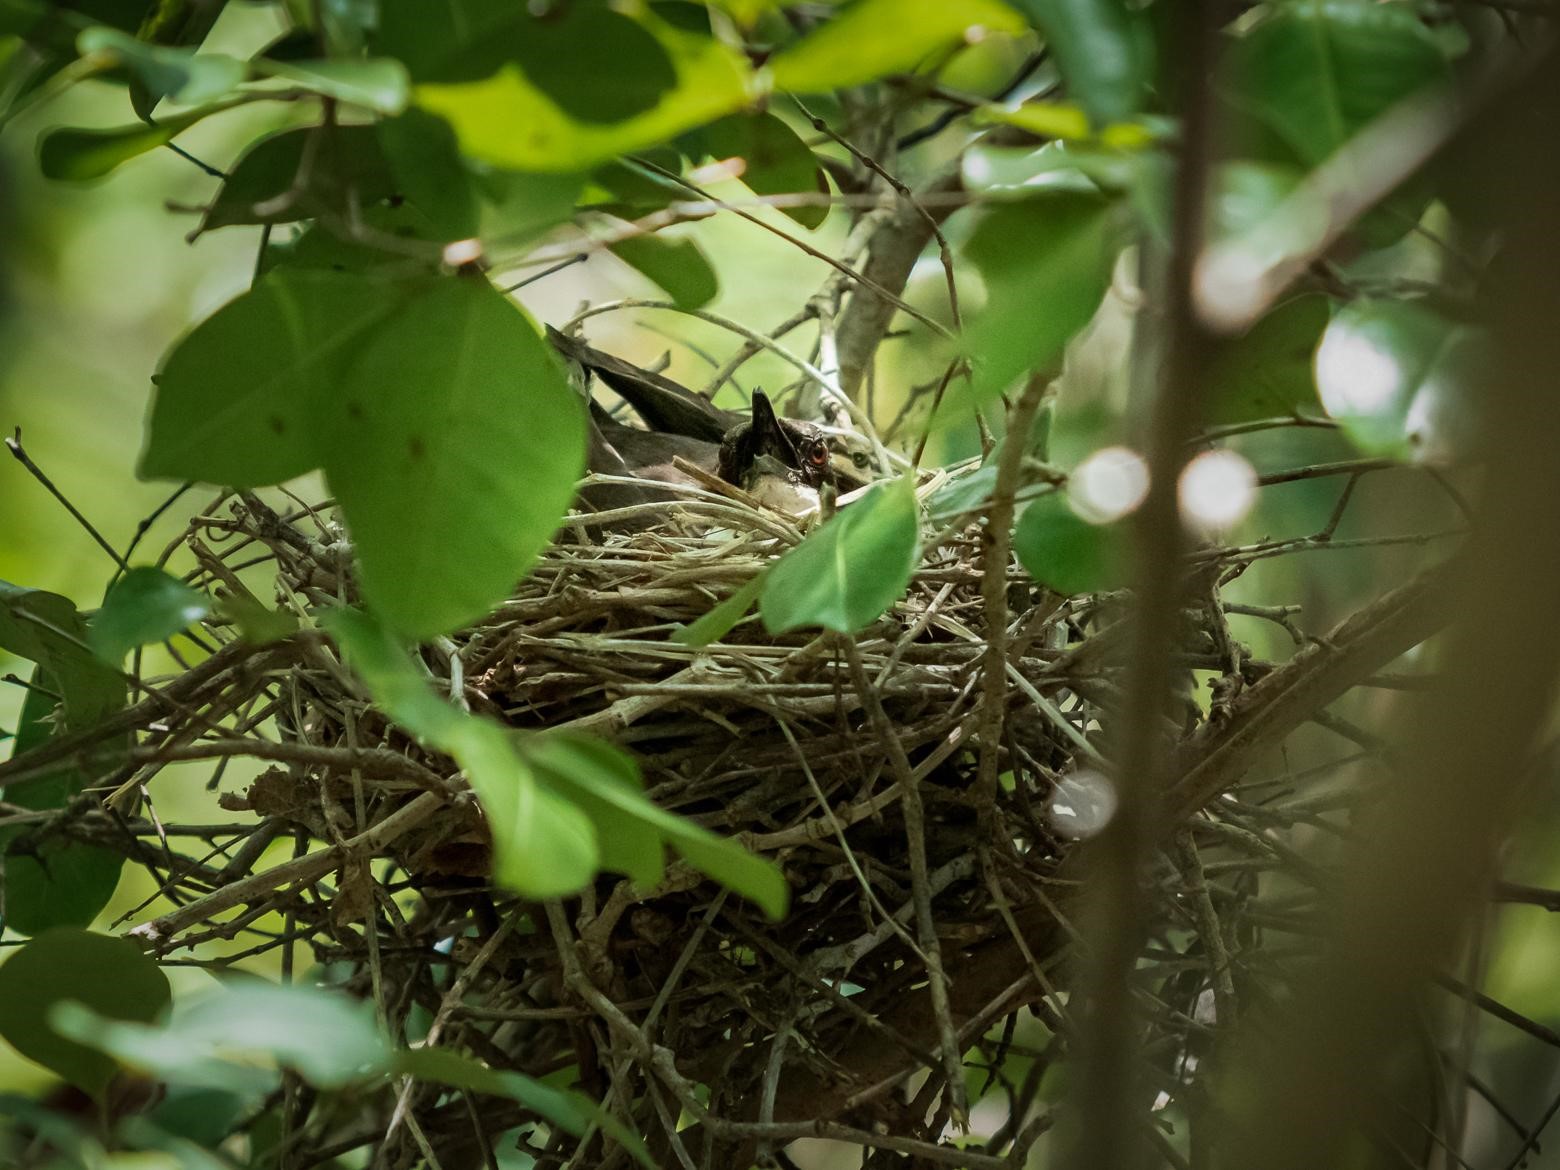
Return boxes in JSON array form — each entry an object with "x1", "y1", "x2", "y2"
[
  {"x1": 53, "y1": 981, "x2": 388, "y2": 1095},
  {"x1": 255, "y1": 57, "x2": 410, "y2": 115},
  {"x1": 1010, "y1": 0, "x2": 1149, "y2": 128},
  {"x1": 524, "y1": 734, "x2": 788, "y2": 920},
  {"x1": 140, "y1": 269, "x2": 416, "y2": 488},
  {"x1": 394, "y1": 1047, "x2": 654, "y2": 1167},
  {"x1": 77, "y1": 26, "x2": 244, "y2": 107},
  {"x1": 947, "y1": 191, "x2": 1115, "y2": 416},
  {"x1": 1205, "y1": 295, "x2": 1328, "y2": 424},
  {"x1": 1224, "y1": 1, "x2": 1450, "y2": 167},
  {"x1": 201, "y1": 125, "x2": 396, "y2": 231},
  {"x1": 378, "y1": 109, "x2": 480, "y2": 239},
  {"x1": 36, "y1": 103, "x2": 214, "y2": 181},
  {"x1": 767, "y1": 0, "x2": 1025, "y2": 93},
  {"x1": 699, "y1": 112, "x2": 829, "y2": 229},
  {"x1": 672, "y1": 571, "x2": 765, "y2": 646},
  {"x1": 325, "y1": 608, "x2": 599, "y2": 896},
  {"x1": 523, "y1": 735, "x2": 664, "y2": 888},
  {"x1": 416, "y1": 14, "x2": 751, "y2": 173},
  {"x1": 0, "y1": 582, "x2": 124, "y2": 723},
  {"x1": 1013, "y1": 490, "x2": 1128, "y2": 595},
  {"x1": 89, "y1": 567, "x2": 210, "y2": 664},
  {"x1": 761, "y1": 476, "x2": 920, "y2": 635},
  {"x1": 962, "y1": 139, "x2": 1143, "y2": 199},
  {"x1": 320, "y1": 279, "x2": 585, "y2": 638},
  {"x1": 610, "y1": 232, "x2": 718, "y2": 309},
  {"x1": 0, "y1": 929, "x2": 170, "y2": 1098},
  {"x1": 1313, "y1": 299, "x2": 1477, "y2": 460}
]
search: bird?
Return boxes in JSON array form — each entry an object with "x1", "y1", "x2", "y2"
[{"x1": 551, "y1": 329, "x2": 874, "y2": 520}]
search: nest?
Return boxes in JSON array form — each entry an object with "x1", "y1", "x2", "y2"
[{"x1": 120, "y1": 477, "x2": 1317, "y2": 1168}]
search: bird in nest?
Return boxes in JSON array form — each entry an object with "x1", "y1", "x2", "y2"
[{"x1": 550, "y1": 328, "x2": 882, "y2": 521}]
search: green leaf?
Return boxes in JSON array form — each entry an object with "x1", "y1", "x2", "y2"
[
  {"x1": 609, "y1": 232, "x2": 718, "y2": 309},
  {"x1": 1313, "y1": 299, "x2": 1477, "y2": 460},
  {"x1": 672, "y1": 571, "x2": 765, "y2": 646},
  {"x1": 478, "y1": 169, "x2": 586, "y2": 247},
  {"x1": 1, "y1": 681, "x2": 126, "y2": 937},
  {"x1": 53, "y1": 980, "x2": 388, "y2": 1096},
  {"x1": 699, "y1": 112, "x2": 829, "y2": 229},
  {"x1": 1009, "y1": 0, "x2": 1149, "y2": 128},
  {"x1": 36, "y1": 103, "x2": 214, "y2": 181},
  {"x1": 319, "y1": 278, "x2": 585, "y2": 638},
  {"x1": 962, "y1": 139, "x2": 1143, "y2": 199},
  {"x1": 378, "y1": 109, "x2": 480, "y2": 239},
  {"x1": 140, "y1": 269, "x2": 415, "y2": 488},
  {"x1": 201, "y1": 124, "x2": 397, "y2": 231},
  {"x1": 0, "y1": 597, "x2": 127, "y2": 935},
  {"x1": 89, "y1": 567, "x2": 210, "y2": 664},
  {"x1": 416, "y1": 13, "x2": 751, "y2": 173},
  {"x1": 767, "y1": 0, "x2": 1025, "y2": 93},
  {"x1": 77, "y1": 26, "x2": 244, "y2": 106},
  {"x1": 509, "y1": 5, "x2": 676, "y2": 125},
  {"x1": 324, "y1": 609, "x2": 599, "y2": 897},
  {"x1": 523, "y1": 735, "x2": 664, "y2": 888},
  {"x1": 1224, "y1": 1, "x2": 1450, "y2": 168},
  {"x1": 255, "y1": 57, "x2": 410, "y2": 115},
  {"x1": 1013, "y1": 490, "x2": 1128, "y2": 595},
  {"x1": 0, "y1": 928, "x2": 170, "y2": 1098},
  {"x1": 374, "y1": 0, "x2": 516, "y2": 82},
  {"x1": 945, "y1": 191, "x2": 1115, "y2": 417},
  {"x1": 523, "y1": 733, "x2": 789, "y2": 920},
  {"x1": 761, "y1": 476, "x2": 920, "y2": 635},
  {"x1": 1204, "y1": 294, "x2": 1328, "y2": 424},
  {"x1": 0, "y1": 582, "x2": 124, "y2": 723},
  {"x1": 393, "y1": 1047, "x2": 654, "y2": 1168}
]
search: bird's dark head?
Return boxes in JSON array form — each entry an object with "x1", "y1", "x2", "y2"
[{"x1": 717, "y1": 391, "x2": 834, "y2": 502}]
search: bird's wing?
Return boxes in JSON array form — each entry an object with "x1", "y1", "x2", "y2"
[{"x1": 548, "y1": 326, "x2": 740, "y2": 443}]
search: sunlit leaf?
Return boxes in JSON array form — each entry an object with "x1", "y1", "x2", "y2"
[
  {"x1": 1313, "y1": 299, "x2": 1479, "y2": 461},
  {"x1": 1013, "y1": 490, "x2": 1128, "y2": 595},
  {"x1": 523, "y1": 734, "x2": 665, "y2": 888},
  {"x1": 255, "y1": 57, "x2": 410, "y2": 115},
  {"x1": 767, "y1": 0, "x2": 1025, "y2": 93},
  {"x1": 53, "y1": 981, "x2": 388, "y2": 1095},
  {"x1": 945, "y1": 190, "x2": 1116, "y2": 417},
  {"x1": 1009, "y1": 0, "x2": 1150, "y2": 128},
  {"x1": 319, "y1": 279, "x2": 584, "y2": 638},
  {"x1": 36, "y1": 103, "x2": 217, "y2": 181},
  {"x1": 416, "y1": 13, "x2": 752, "y2": 173},
  {"x1": 672, "y1": 571, "x2": 765, "y2": 646},
  {"x1": 89, "y1": 567, "x2": 210, "y2": 664},
  {"x1": 962, "y1": 139, "x2": 1142, "y2": 199},
  {"x1": 524, "y1": 734, "x2": 789, "y2": 920},
  {"x1": 140, "y1": 269, "x2": 416, "y2": 488},
  {"x1": 761, "y1": 476, "x2": 920, "y2": 634},
  {"x1": 77, "y1": 26, "x2": 244, "y2": 106},
  {"x1": 325, "y1": 608, "x2": 599, "y2": 896},
  {"x1": 0, "y1": 929, "x2": 170, "y2": 1098},
  {"x1": 610, "y1": 232, "x2": 718, "y2": 309}
]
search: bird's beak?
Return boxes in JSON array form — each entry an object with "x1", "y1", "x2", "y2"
[{"x1": 750, "y1": 390, "x2": 800, "y2": 465}]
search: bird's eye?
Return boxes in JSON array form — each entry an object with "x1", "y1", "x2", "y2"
[
  {"x1": 851, "y1": 452, "x2": 870, "y2": 469},
  {"x1": 807, "y1": 442, "x2": 829, "y2": 466}
]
